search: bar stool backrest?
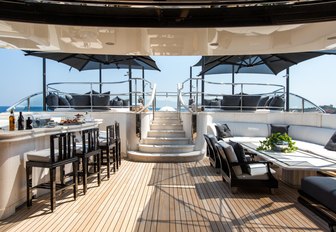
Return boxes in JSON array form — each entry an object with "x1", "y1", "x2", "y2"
[
  {"x1": 106, "y1": 125, "x2": 115, "y2": 146},
  {"x1": 115, "y1": 121, "x2": 120, "y2": 140},
  {"x1": 81, "y1": 128, "x2": 99, "y2": 154},
  {"x1": 50, "y1": 132, "x2": 76, "y2": 163}
]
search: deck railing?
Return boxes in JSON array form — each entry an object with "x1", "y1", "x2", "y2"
[
  {"x1": 178, "y1": 78, "x2": 325, "y2": 113},
  {"x1": 7, "y1": 78, "x2": 156, "y2": 112}
]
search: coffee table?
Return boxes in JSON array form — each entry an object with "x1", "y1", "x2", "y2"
[{"x1": 232, "y1": 141, "x2": 336, "y2": 187}]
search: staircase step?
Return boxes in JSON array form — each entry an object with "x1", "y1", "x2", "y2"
[
  {"x1": 127, "y1": 150, "x2": 205, "y2": 163},
  {"x1": 139, "y1": 144, "x2": 194, "y2": 153},
  {"x1": 152, "y1": 118, "x2": 181, "y2": 124},
  {"x1": 150, "y1": 124, "x2": 183, "y2": 130},
  {"x1": 148, "y1": 130, "x2": 185, "y2": 138},
  {"x1": 154, "y1": 112, "x2": 179, "y2": 118},
  {"x1": 142, "y1": 137, "x2": 190, "y2": 145}
]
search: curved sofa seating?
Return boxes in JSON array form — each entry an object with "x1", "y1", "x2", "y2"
[
  {"x1": 208, "y1": 122, "x2": 336, "y2": 163},
  {"x1": 46, "y1": 92, "x2": 129, "y2": 110},
  {"x1": 203, "y1": 94, "x2": 284, "y2": 111}
]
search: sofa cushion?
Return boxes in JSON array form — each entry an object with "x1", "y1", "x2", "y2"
[
  {"x1": 258, "y1": 96, "x2": 269, "y2": 107},
  {"x1": 325, "y1": 132, "x2": 336, "y2": 151},
  {"x1": 218, "y1": 141, "x2": 243, "y2": 176},
  {"x1": 58, "y1": 96, "x2": 71, "y2": 107},
  {"x1": 110, "y1": 96, "x2": 124, "y2": 107},
  {"x1": 269, "y1": 96, "x2": 284, "y2": 110},
  {"x1": 210, "y1": 99, "x2": 221, "y2": 108},
  {"x1": 289, "y1": 125, "x2": 335, "y2": 146},
  {"x1": 241, "y1": 95, "x2": 261, "y2": 111},
  {"x1": 293, "y1": 140, "x2": 336, "y2": 162},
  {"x1": 221, "y1": 95, "x2": 241, "y2": 110},
  {"x1": 71, "y1": 93, "x2": 91, "y2": 109},
  {"x1": 46, "y1": 93, "x2": 59, "y2": 110},
  {"x1": 92, "y1": 91, "x2": 110, "y2": 110},
  {"x1": 271, "y1": 124, "x2": 289, "y2": 134},
  {"x1": 26, "y1": 149, "x2": 59, "y2": 162},
  {"x1": 203, "y1": 99, "x2": 212, "y2": 108},
  {"x1": 237, "y1": 165, "x2": 276, "y2": 180},
  {"x1": 226, "y1": 122, "x2": 270, "y2": 137},
  {"x1": 301, "y1": 176, "x2": 336, "y2": 212},
  {"x1": 215, "y1": 123, "x2": 232, "y2": 139}
]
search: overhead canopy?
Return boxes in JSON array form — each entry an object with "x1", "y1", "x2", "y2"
[
  {"x1": 24, "y1": 51, "x2": 160, "y2": 110},
  {"x1": 24, "y1": 51, "x2": 161, "y2": 71},
  {"x1": 198, "y1": 51, "x2": 336, "y2": 76}
]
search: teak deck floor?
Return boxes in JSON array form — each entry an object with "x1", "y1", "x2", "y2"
[{"x1": 0, "y1": 158, "x2": 329, "y2": 232}]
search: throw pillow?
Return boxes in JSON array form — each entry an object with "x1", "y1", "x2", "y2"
[
  {"x1": 71, "y1": 94, "x2": 91, "y2": 109},
  {"x1": 214, "y1": 123, "x2": 233, "y2": 140},
  {"x1": 58, "y1": 96, "x2": 71, "y2": 107},
  {"x1": 220, "y1": 142, "x2": 243, "y2": 176},
  {"x1": 221, "y1": 95, "x2": 241, "y2": 110},
  {"x1": 271, "y1": 124, "x2": 289, "y2": 134},
  {"x1": 46, "y1": 93, "x2": 59, "y2": 110},
  {"x1": 92, "y1": 91, "x2": 110, "y2": 110},
  {"x1": 228, "y1": 141, "x2": 249, "y2": 173},
  {"x1": 325, "y1": 132, "x2": 336, "y2": 151}
]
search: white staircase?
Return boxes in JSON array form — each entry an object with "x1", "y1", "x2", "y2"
[{"x1": 128, "y1": 111, "x2": 204, "y2": 162}]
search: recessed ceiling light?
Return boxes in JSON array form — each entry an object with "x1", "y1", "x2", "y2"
[
  {"x1": 327, "y1": 36, "x2": 336, "y2": 40},
  {"x1": 209, "y1": 42, "x2": 219, "y2": 48}
]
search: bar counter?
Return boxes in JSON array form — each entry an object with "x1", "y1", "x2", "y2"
[{"x1": 0, "y1": 122, "x2": 99, "y2": 219}]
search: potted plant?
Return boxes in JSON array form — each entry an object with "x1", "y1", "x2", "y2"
[{"x1": 257, "y1": 132, "x2": 298, "y2": 153}]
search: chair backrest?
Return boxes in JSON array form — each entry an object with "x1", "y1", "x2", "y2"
[
  {"x1": 215, "y1": 142, "x2": 231, "y2": 177},
  {"x1": 81, "y1": 128, "x2": 99, "y2": 154},
  {"x1": 217, "y1": 141, "x2": 242, "y2": 177},
  {"x1": 50, "y1": 132, "x2": 76, "y2": 163},
  {"x1": 106, "y1": 124, "x2": 115, "y2": 145},
  {"x1": 115, "y1": 121, "x2": 120, "y2": 140},
  {"x1": 203, "y1": 134, "x2": 215, "y2": 159}
]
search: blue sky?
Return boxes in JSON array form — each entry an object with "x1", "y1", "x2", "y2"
[{"x1": 0, "y1": 48, "x2": 336, "y2": 107}]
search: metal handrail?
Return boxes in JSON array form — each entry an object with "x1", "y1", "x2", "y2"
[
  {"x1": 7, "y1": 78, "x2": 156, "y2": 112},
  {"x1": 178, "y1": 78, "x2": 325, "y2": 113},
  {"x1": 138, "y1": 83, "x2": 156, "y2": 113},
  {"x1": 7, "y1": 91, "x2": 43, "y2": 112}
]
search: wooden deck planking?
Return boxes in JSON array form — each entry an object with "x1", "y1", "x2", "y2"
[{"x1": 0, "y1": 158, "x2": 330, "y2": 232}]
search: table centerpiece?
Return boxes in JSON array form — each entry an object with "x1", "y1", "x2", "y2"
[{"x1": 257, "y1": 132, "x2": 298, "y2": 153}]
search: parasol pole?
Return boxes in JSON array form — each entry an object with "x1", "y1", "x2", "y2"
[
  {"x1": 201, "y1": 57, "x2": 205, "y2": 110},
  {"x1": 42, "y1": 58, "x2": 47, "y2": 111},
  {"x1": 129, "y1": 61, "x2": 132, "y2": 107},
  {"x1": 142, "y1": 67, "x2": 145, "y2": 101},
  {"x1": 99, "y1": 63, "x2": 102, "y2": 93},
  {"x1": 232, "y1": 65, "x2": 235, "y2": 95},
  {"x1": 286, "y1": 68, "x2": 290, "y2": 112},
  {"x1": 189, "y1": 66, "x2": 192, "y2": 99}
]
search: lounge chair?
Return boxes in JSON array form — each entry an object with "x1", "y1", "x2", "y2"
[{"x1": 216, "y1": 140, "x2": 278, "y2": 193}]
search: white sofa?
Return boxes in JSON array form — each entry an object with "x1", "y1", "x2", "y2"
[{"x1": 208, "y1": 122, "x2": 336, "y2": 162}]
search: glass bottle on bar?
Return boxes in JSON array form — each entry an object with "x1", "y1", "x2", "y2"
[
  {"x1": 9, "y1": 109, "x2": 15, "y2": 131},
  {"x1": 26, "y1": 117, "x2": 33, "y2": 130},
  {"x1": 18, "y1": 112, "x2": 24, "y2": 130}
]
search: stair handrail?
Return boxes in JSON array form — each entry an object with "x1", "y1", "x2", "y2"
[
  {"x1": 138, "y1": 83, "x2": 157, "y2": 113},
  {"x1": 177, "y1": 82, "x2": 193, "y2": 113}
]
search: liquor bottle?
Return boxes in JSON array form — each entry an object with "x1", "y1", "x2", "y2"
[
  {"x1": 18, "y1": 112, "x2": 24, "y2": 130},
  {"x1": 26, "y1": 117, "x2": 33, "y2": 130},
  {"x1": 9, "y1": 109, "x2": 15, "y2": 131}
]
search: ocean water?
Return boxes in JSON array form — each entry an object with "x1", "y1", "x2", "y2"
[
  {"x1": 0, "y1": 106, "x2": 44, "y2": 113},
  {"x1": 0, "y1": 106, "x2": 9, "y2": 113}
]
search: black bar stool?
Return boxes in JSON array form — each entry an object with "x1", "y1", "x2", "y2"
[
  {"x1": 99, "y1": 125, "x2": 116, "y2": 179},
  {"x1": 76, "y1": 128, "x2": 101, "y2": 194},
  {"x1": 26, "y1": 132, "x2": 78, "y2": 211}
]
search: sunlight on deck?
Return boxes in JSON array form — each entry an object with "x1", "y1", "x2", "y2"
[{"x1": 0, "y1": 159, "x2": 328, "y2": 232}]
